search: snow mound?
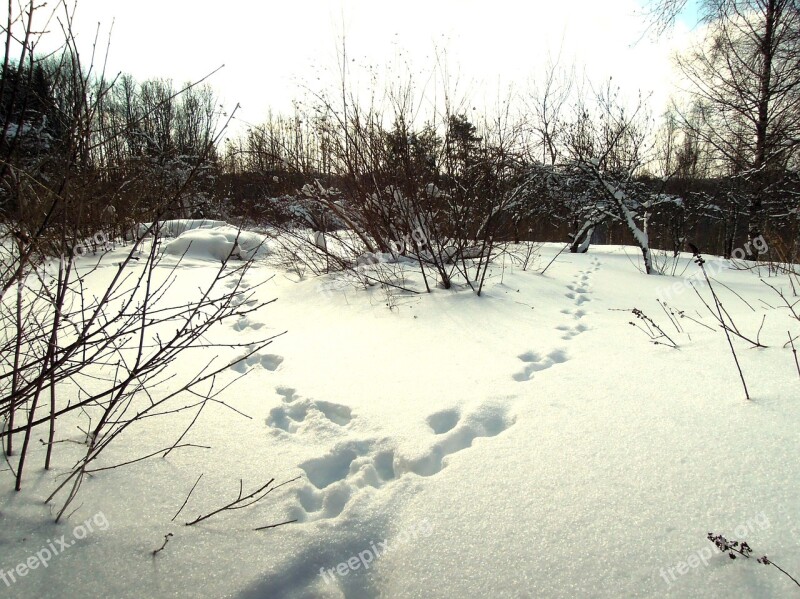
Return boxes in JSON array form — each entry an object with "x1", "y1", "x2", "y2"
[
  {"x1": 163, "y1": 225, "x2": 269, "y2": 262},
  {"x1": 137, "y1": 219, "x2": 228, "y2": 239}
]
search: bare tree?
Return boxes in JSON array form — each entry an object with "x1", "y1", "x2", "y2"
[
  {"x1": 524, "y1": 54, "x2": 574, "y2": 166},
  {"x1": 649, "y1": 0, "x2": 800, "y2": 256}
]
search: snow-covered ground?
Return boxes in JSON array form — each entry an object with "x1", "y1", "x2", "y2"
[{"x1": 2, "y1": 237, "x2": 799, "y2": 598}]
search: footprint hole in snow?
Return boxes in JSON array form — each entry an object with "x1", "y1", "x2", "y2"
[
  {"x1": 373, "y1": 451, "x2": 396, "y2": 482},
  {"x1": 258, "y1": 354, "x2": 284, "y2": 371},
  {"x1": 275, "y1": 386, "x2": 297, "y2": 402},
  {"x1": 517, "y1": 351, "x2": 539, "y2": 363},
  {"x1": 313, "y1": 401, "x2": 352, "y2": 426},
  {"x1": 300, "y1": 448, "x2": 359, "y2": 489},
  {"x1": 427, "y1": 409, "x2": 460, "y2": 435}
]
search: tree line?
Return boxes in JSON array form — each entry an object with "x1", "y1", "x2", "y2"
[{"x1": 2, "y1": 0, "x2": 799, "y2": 280}]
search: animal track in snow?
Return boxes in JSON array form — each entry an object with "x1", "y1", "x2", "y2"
[
  {"x1": 551, "y1": 264, "x2": 595, "y2": 348},
  {"x1": 290, "y1": 407, "x2": 514, "y2": 521},
  {"x1": 267, "y1": 403, "x2": 309, "y2": 433},
  {"x1": 291, "y1": 440, "x2": 392, "y2": 521},
  {"x1": 301, "y1": 445, "x2": 365, "y2": 490},
  {"x1": 266, "y1": 388, "x2": 352, "y2": 433},
  {"x1": 403, "y1": 408, "x2": 514, "y2": 477},
  {"x1": 551, "y1": 267, "x2": 595, "y2": 345},
  {"x1": 223, "y1": 277, "x2": 246, "y2": 291},
  {"x1": 266, "y1": 400, "x2": 352, "y2": 432},
  {"x1": 427, "y1": 409, "x2": 460, "y2": 435},
  {"x1": 232, "y1": 316, "x2": 265, "y2": 331},
  {"x1": 275, "y1": 386, "x2": 298, "y2": 402},
  {"x1": 564, "y1": 291, "x2": 591, "y2": 305},
  {"x1": 231, "y1": 295, "x2": 258, "y2": 308},
  {"x1": 560, "y1": 308, "x2": 587, "y2": 319},
  {"x1": 562, "y1": 268, "x2": 594, "y2": 313},
  {"x1": 230, "y1": 352, "x2": 283, "y2": 373},
  {"x1": 513, "y1": 349, "x2": 569, "y2": 382},
  {"x1": 556, "y1": 322, "x2": 589, "y2": 340},
  {"x1": 313, "y1": 401, "x2": 353, "y2": 426}
]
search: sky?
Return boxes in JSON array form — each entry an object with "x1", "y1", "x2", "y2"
[{"x1": 40, "y1": 0, "x2": 698, "y2": 137}]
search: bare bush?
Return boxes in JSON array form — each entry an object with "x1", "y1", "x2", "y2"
[{"x1": 0, "y1": 1, "x2": 284, "y2": 522}]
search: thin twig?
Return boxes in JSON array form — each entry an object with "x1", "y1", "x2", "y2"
[
  {"x1": 789, "y1": 332, "x2": 800, "y2": 379},
  {"x1": 85, "y1": 444, "x2": 210, "y2": 474},
  {"x1": 185, "y1": 477, "x2": 300, "y2": 526},
  {"x1": 172, "y1": 474, "x2": 203, "y2": 522},
  {"x1": 254, "y1": 519, "x2": 298, "y2": 532},
  {"x1": 691, "y1": 248, "x2": 750, "y2": 400},
  {"x1": 152, "y1": 533, "x2": 173, "y2": 556},
  {"x1": 163, "y1": 396, "x2": 208, "y2": 458},
  {"x1": 540, "y1": 242, "x2": 570, "y2": 276}
]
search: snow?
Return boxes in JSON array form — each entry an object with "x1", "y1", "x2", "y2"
[
  {"x1": 135, "y1": 219, "x2": 271, "y2": 262},
  {"x1": 1, "y1": 241, "x2": 799, "y2": 598},
  {"x1": 162, "y1": 225, "x2": 270, "y2": 262},
  {"x1": 137, "y1": 218, "x2": 228, "y2": 239},
  {"x1": 3, "y1": 122, "x2": 32, "y2": 138}
]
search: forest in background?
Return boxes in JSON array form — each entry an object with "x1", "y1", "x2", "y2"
[{"x1": 1, "y1": 0, "x2": 799, "y2": 282}]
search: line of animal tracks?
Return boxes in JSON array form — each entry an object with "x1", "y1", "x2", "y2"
[{"x1": 249, "y1": 257, "x2": 601, "y2": 534}]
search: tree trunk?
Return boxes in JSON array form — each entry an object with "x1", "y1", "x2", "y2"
[{"x1": 748, "y1": 0, "x2": 777, "y2": 259}]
